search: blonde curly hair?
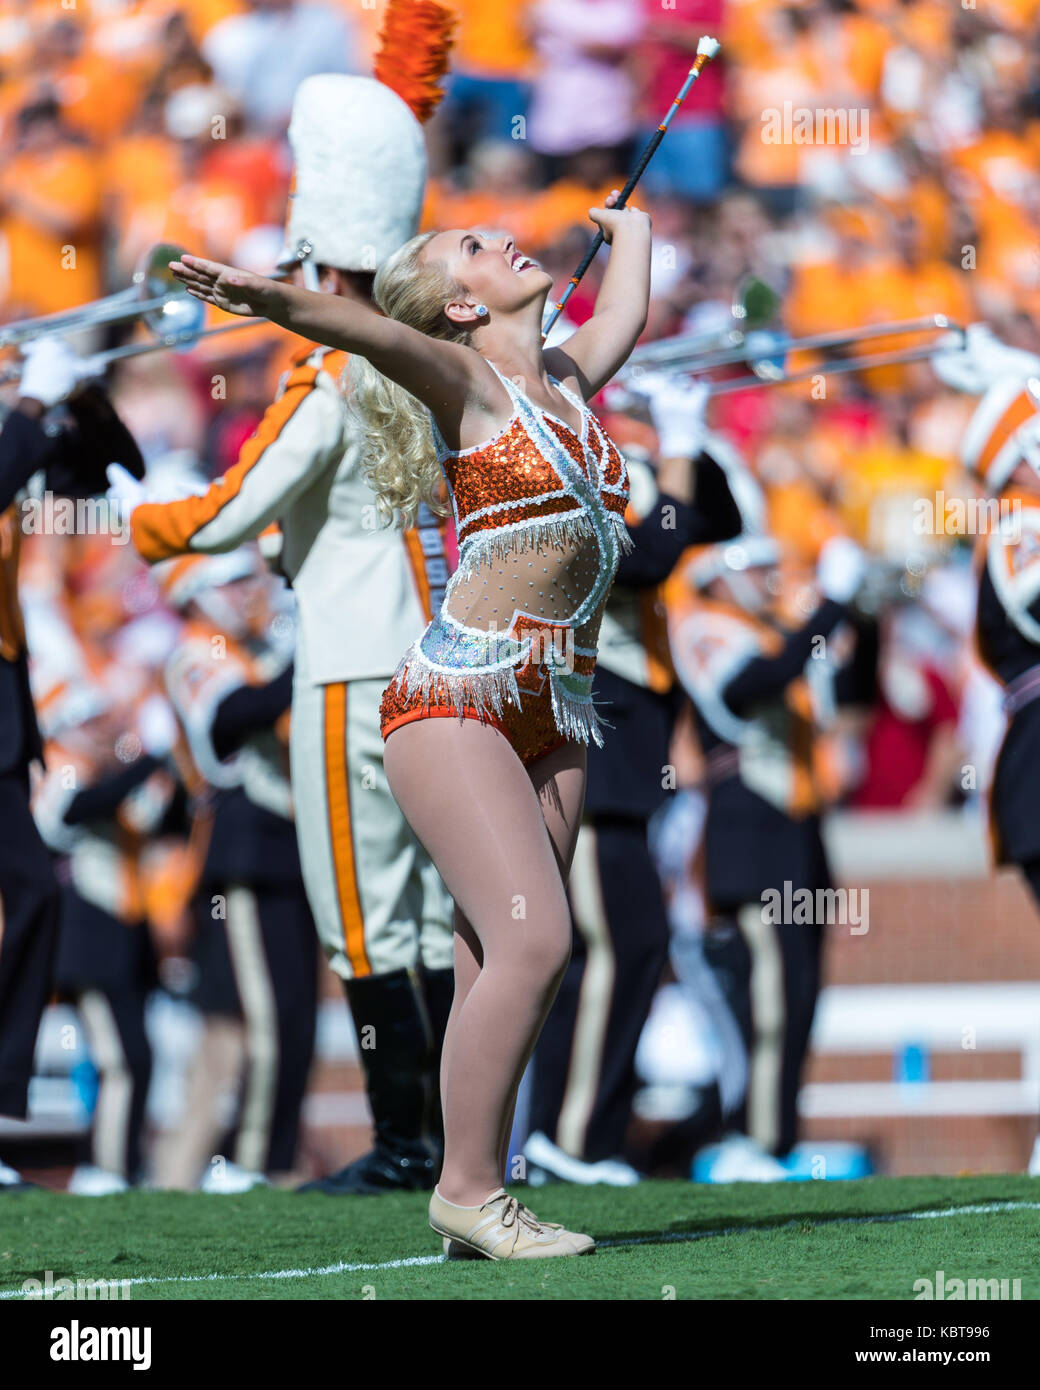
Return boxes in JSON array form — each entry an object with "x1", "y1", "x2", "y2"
[{"x1": 344, "y1": 230, "x2": 474, "y2": 529}]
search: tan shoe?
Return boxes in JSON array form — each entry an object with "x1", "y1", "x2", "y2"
[{"x1": 430, "y1": 1187, "x2": 596, "y2": 1261}]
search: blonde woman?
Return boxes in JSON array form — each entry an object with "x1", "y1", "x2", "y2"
[{"x1": 170, "y1": 193, "x2": 651, "y2": 1260}]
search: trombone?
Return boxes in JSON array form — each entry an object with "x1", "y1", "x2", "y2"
[
  {"x1": 613, "y1": 276, "x2": 967, "y2": 405},
  {"x1": 0, "y1": 242, "x2": 259, "y2": 381}
]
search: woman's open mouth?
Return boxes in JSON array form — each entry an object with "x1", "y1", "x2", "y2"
[{"x1": 510, "y1": 252, "x2": 539, "y2": 274}]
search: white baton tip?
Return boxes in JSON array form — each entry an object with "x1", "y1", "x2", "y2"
[{"x1": 697, "y1": 36, "x2": 720, "y2": 57}]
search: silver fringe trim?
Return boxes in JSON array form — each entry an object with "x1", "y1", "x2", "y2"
[
  {"x1": 454, "y1": 508, "x2": 634, "y2": 581},
  {"x1": 549, "y1": 677, "x2": 608, "y2": 749},
  {"x1": 612, "y1": 511, "x2": 635, "y2": 556},
  {"x1": 390, "y1": 643, "x2": 612, "y2": 749},
  {"x1": 397, "y1": 648, "x2": 524, "y2": 723}
]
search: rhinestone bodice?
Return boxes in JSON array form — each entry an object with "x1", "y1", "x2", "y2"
[
  {"x1": 432, "y1": 361, "x2": 631, "y2": 653},
  {"x1": 383, "y1": 359, "x2": 633, "y2": 748}
]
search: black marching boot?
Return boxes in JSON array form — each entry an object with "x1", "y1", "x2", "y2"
[
  {"x1": 298, "y1": 966, "x2": 451, "y2": 1195},
  {"x1": 416, "y1": 963, "x2": 455, "y2": 1169}
]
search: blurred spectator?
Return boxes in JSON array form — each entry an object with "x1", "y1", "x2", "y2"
[
  {"x1": 525, "y1": 0, "x2": 644, "y2": 177},
  {"x1": 636, "y1": 0, "x2": 727, "y2": 202},
  {"x1": 201, "y1": 0, "x2": 360, "y2": 133},
  {"x1": 0, "y1": 96, "x2": 102, "y2": 318},
  {"x1": 438, "y1": 0, "x2": 535, "y2": 152},
  {"x1": 851, "y1": 604, "x2": 963, "y2": 810}
]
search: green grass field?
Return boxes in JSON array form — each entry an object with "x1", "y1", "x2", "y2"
[{"x1": 1, "y1": 1176, "x2": 1037, "y2": 1300}]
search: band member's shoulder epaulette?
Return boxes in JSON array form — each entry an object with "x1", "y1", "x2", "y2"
[
  {"x1": 669, "y1": 596, "x2": 779, "y2": 745},
  {"x1": 984, "y1": 498, "x2": 1040, "y2": 647},
  {"x1": 275, "y1": 344, "x2": 351, "y2": 402}
]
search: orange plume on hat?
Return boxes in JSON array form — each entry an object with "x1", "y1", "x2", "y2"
[{"x1": 374, "y1": 0, "x2": 456, "y2": 124}]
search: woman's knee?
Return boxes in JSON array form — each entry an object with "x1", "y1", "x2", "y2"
[{"x1": 503, "y1": 913, "x2": 572, "y2": 991}]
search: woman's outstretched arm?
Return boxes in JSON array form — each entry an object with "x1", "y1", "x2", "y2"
[
  {"x1": 543, "y1": 199, "x2": 652, "y2": 400},
  {"x1": 170, "y1": 254, "x2": 475, "y2": 416}
]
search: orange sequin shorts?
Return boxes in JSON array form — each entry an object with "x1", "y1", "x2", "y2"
[
  {"x1": 379, "y1": 665, "x2": 571, "y2": 767},
  {"x1": 379, "y1": 614, "x2": 602, "y2": 768}
]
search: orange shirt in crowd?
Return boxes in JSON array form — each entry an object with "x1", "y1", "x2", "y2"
[
  {"x1": 885, "y1": 0, "x2": 952, "y2": 53},
  {"x1": 0, "y1": 144, "x2": 103, "y2": 315},
  {"x1": 48, "y1": 52, "x2": 147, "y2": 146},
  {"x1": 887, "y1": 182, "x2": 950, "y2": 262},
  {"x1": 951, "y1": 130, "x2": 1036, "y2": 209},
  {"x1": 787, "y1": 256, "x2": 876, "y2": 340},
  {"x1": 149, "y1": 0, "x2": 245, "y2": 47},
  {"x1": 837, "y1": 439, "x2": 951, "y2": 560},
  {"x1": 976, "y1": 204, "x2": 1040, "y2": 321},
  {"x1": 851, "y1": 258, "x2": 974, "y2": 392},
  {"x1": 988, "y1": 0, "x2": 1040, "y2": 30},
  {"x1": 721, "y1": 0, "x2": 788, "y2": 66},
  {"x1": 421, "y1": 176, "x2": 617, "y2": 253},
  {"x1": 786, "y1": 240, "x2": 974, "y2": 394},
  {"x1": 731, "y1": 72, "x2": 812, "y2": 186},
  {"x1": 0, "y1": 57, "x2": 144, "y2": 149},
  {"x1": 806, "y1": 9, "x2": 891, "y2": 101},
  {"x1": 102, "y1": 132, "x2": 181, "y2": 217},
  {"x1": 767, "y1": 479, "x2": 843, "y2": 565},
  {"x1": 443, "y1": 0, "x2": 536, "y2": 80}
]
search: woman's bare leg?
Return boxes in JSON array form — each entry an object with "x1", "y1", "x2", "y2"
[
  {"x1": 438, "y1": 905, "x2": 481, "y2": 1143},
  {"x1": 384, "y1": 718, "x2": 585, "y2": 1207},
  {"x1": 495, "y1": 743, "x2": 586, "y2": 1182}
]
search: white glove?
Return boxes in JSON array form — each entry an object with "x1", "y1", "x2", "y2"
[
  {"x1": 17, "y1": 338, "x2": 96, "y2": 408},
  {"x1": 626, "y1": 371, "x2": 711, "y2": 460},
  {"x1": 816, "y1": 536, "x2": 868, "y2": 604},
  {"x1": 106, "y1": 463, "x2": 147, "y2": 522},
  {"x1": 137, "y1": 694, "x2": 179, "y2": 759},
  {"x1": 932, "y1": 323, "x2": 1040, "y2": 395}
]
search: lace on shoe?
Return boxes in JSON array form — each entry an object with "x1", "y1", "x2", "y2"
[
  {"x1": 495, "y1": 1194, "x2": 547, "y2": 1235},
  {"x1": 515, "y1": 1199, "x2": 564, "y2": 1231}
]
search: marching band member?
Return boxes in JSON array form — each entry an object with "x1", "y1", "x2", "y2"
[
  {"x1": 525, "y1": 375, "x2": 742, "y2": 1183},
  {"x1": 667, "y1": 525, "x2": 867, "y2": 1161},
  {"x1": 957, "y1": 364, "x2": 1040, "y2": 1177},
  {"x1": 153, "y1": 549, "x2": 317, "y2": 1190},
  {"x1": 111, "y1": 58, "x2": 458, "y2": 1195},
  {"x1": 33, "y1": 671, "x2": 180, "y2": 1193},
  {"x1": 0, "y1": 339, "x2": 140, "y2": 1187},
  {"x1": 931, "y1": 330, "x2": 1040, "y2": 901}
]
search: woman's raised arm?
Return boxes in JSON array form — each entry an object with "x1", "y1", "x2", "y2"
[
  {"x1": 542, "y1": 202, "x2": 652, "y2": 400},
  {"x1": 170, "y1": 254, "x2": 475, "y2": 416}
]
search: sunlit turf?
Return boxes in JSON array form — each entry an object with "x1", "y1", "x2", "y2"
[{"x1": 1, "y1": 1175, "x2": 1037, "y2": 1300}]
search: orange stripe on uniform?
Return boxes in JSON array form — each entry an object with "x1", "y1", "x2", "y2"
[
  {"x1": 639, "y1": 588, "x2": 676, "y2": 694},
  {"x1": 323, "y1": 683, "x2": 370, "y2": 977},
  {"x1": 977, "y1": 391, "x2": 1037, "y2": 481},
  {"x1": 0, "y1": 507, "x2": 25, "y2": 661},
  {"x1": 402, "y1": 528, "x2": 434, "y2": 620},
  {"x1": 130, "y1": 365, "x2": 321, "y2": 562}
]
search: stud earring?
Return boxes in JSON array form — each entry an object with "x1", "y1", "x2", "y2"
[{"x1": 475, "y1": 304, "x2": 488, "y2": 317}]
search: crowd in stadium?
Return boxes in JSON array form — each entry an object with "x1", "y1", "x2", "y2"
[{"x1": 1, "y1": 0, "x2": 1039, "y2": 1198}]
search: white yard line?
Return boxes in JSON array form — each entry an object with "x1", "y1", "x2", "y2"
[{"x1": 2, "y1": 1199, "x2": 1038, "y2": 1299}]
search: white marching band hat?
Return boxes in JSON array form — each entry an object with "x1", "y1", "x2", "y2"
[
  {"x1": 277, "y1": 73, "x2": 427, "y2": 286},
  {"x1": 156, "y1": 548, "x2": 262, "y2": 612},
  {"x1": 684, "y1": 435, "x2": 780, "y2": 589},
  {"x1": 687, "y1": 533, "x2": 783, "y2": 591}
]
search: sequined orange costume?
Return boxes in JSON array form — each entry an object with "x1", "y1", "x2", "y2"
[{"x1": 379, "y1": 360, "x2": 633, "y2": 765}]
